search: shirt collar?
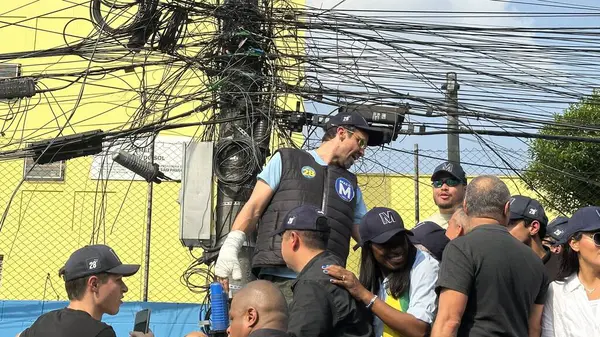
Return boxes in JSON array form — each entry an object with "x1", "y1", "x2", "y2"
[
  {"x1": 292, "y1": 250, "x2": 327, "y2": 288},
  {"x1": 564, "y1": 273, "x2": 583, "y2": 293},
  {"x1": 470, "y1": 224, "x2": 509, "y2": 233},
  {"x1": 248, "y1": 328, "x2": 288, "y2": 337}
]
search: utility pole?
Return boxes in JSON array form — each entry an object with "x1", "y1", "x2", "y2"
[
  {"x1": 443, "y1": 72, "x2": 460, "y2": 164},
  {"x1": 208, "y1": 0, "x2": 272, "y2": 293}
]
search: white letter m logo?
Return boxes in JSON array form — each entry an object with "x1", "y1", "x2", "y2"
[
  {"x1": 379, "y1": 211, "x2": 395, "y2": 225},
  {"x1": 338, "y1": 182, "x2": 352, "y2": 199}
]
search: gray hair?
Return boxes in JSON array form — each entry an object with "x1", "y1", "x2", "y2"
[{"x1": 464, "y1": 175, "x2": 510, "y2": 224}]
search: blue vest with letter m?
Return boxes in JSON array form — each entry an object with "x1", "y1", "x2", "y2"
[{"x1": 252, "y1": 148, "x2": 358, "y2": 275}]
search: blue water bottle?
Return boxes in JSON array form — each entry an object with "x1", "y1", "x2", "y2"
[{"x1": 210, "y1": 282, "x2": 229, "y2": 332}]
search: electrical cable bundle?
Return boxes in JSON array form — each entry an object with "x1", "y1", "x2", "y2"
[
  {"x1": 90, "y1": 0, "x2": 159, "y2": 35},
  {"x1": 213, "y1": 137, "x2": 262, "y2": 185}
]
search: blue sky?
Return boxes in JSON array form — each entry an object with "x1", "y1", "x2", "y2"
[{"x1": 300, "y1": 0, "x2": 600, "y2": 174}]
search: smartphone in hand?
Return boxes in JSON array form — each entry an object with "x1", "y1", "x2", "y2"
[{"x1": 133, "y1": 309, "x2": 151, "y2": 333}]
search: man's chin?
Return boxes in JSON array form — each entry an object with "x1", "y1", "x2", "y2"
[{"x1": 436, "y1": 202, "x2": 456, "y2": 210}]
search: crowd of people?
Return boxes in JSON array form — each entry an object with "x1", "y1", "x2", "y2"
[{"x1": 16, "y1": 112, "x2": 600, "y2": 336}]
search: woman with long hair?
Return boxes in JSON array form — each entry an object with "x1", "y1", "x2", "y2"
[
  {"x1": 541, "y1": 206, "x2": 600, "y2": 337},
  {"x1": 323, "y1": 207, "x2": 439, "y2": 337}
]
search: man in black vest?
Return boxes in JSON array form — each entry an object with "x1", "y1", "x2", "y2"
[{"x1": 215, "y1": 111, "x2": 384, "y2": 303}]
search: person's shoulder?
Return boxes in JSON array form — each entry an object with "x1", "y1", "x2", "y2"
[
  {"x1": 446, "y1": 234, "x2": 471, "y2": 249},
  {"x1": 413, "y1": 249, "x2": 440, "y2": 269},
  {"x1": 26, "y1": 308, "x2": 64, "y2": 326},
  {"x1": 550, "y1": 273, "x2": 575, "y2": 290},
  {"x1": 321, "y1": 251, "x2": 344, "y2": 264},
  {"x1": 292, "y1": 278, "x2": 333, "y2": 302},
  {"x1": 95, "y1": 326, "x2": 116, "y2": 337}
]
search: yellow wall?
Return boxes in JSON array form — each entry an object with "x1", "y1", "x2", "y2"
[
  {"x1": 0, "y1": 0, "x2": 305, "y2": 302},
  {"x1": 0, "y1": 0, "x2": 210, "y2": 303}
]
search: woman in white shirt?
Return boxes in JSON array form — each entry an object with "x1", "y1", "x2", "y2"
[
  {"x1": 322, "y1": 207, "x2": 439, "y2": 337},
  {"x1": 541, "y1": 206, "x2": 600, "y2": 337}
]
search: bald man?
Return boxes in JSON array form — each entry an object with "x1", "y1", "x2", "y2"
[
  {"x1": 445, "y1": 207, "x2": 469, "y2": 240},
  {"x1": 182, "y1": 281, "x2": 287, "y2": 337},
  {"x1": 227, "y1": 280, "x2": 288, "y2": 337}
]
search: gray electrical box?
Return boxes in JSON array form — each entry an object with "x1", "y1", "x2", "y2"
[{"x1": 179, "y1": 141, "x2": 214, "y2": 248}]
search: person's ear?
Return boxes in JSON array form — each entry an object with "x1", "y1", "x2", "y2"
[
  {"x1": 529, "y1": 221, "x2": 541, "y2": 236},
  {"x1": 462, "y1": 200, "x2": 468, "y2": 216},
  {"x1": 246, "y1": 307, "x2": 258, "y2": 328},
  {"x1": 569, "y1": 236, "x2": 581, "y2": 253},
  {"x1": 291, "y1": 231, "x2": 301, "y2": 251},
  {"x1": 503, "y1": 201, "x2": 510, "y2": 218},
  {"x1": 336, "y1": 126, "x2": 347, "y2": 141},
  {"x1": 88, "y1": 275, "x2": 100, "y2": 293}
]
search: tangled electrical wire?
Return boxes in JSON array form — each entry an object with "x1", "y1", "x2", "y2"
[{"x1": 2, "y1": 0, "x2": 600, "y2": 292}]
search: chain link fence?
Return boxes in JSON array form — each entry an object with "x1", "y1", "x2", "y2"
[{"x1": 0, "y1": 144, "x2": 538, "y2": 303}]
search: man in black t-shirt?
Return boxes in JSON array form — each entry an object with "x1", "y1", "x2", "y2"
[
  {"x1": 18, "y1": 245, "x2": 140, "y2": 337},
  {"x1": 431, "y1": 176, "x2": 549, "y2": 337},
  {"x1": 507, "y1": 195, "x2": 560, "y2": 281}
]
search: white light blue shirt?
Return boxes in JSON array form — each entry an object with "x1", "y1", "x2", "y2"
[{"x1": 373, "y1": 249, "x2": 440, "y2": 337}]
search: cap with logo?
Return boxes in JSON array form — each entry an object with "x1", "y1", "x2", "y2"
[
  {"x1": 271, "y1": 204, "x2": 330, "y2": 236},
  {"x1": 431, "y1": 162, "x2": 467, "y2": 184},
  {"x1": 509, "y1": 195, "x2": 548, "y2": 226},
  {"x1": 546, "y1": 216, "x2": 569, "y2": 244},
  {"x1": 61, "y1": 245, "x2": 140, "y2": 282},
  {"x1": 326, "y1": 111, "x2": 384, "y2": 146},
  {"x1": 409, "y1": 221, "x2": 449, "y2": 261},
  {"x1": 356, "y1": 207, "x2": 413, "y2": 248},
  {"x1": 557, "y1": 206, "x2": 600, "y2": 245}
]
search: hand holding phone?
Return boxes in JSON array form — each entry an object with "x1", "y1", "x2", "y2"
[{"x1": 133, "y1": 309, "x2": 151, "y2": 333}]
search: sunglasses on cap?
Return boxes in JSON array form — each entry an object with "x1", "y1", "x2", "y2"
[
  {"x1": 582, "y1": 232, "x2": 600, "y2": 246},
  {"x1": 432, "y1": 177, "x2": 462, "y2": 188}
]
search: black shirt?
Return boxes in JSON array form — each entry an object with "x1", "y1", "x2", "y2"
[
  {"x1": 542, "y1": 246, "x2": 561, "y2": 282},
  {"x1": 19, "y1": 308, "x2": 115, "y2": 337},
  {"x1": 288, "y1": 251, "x2": 373, "y2": 337},
  {"x1": 436, "y1": 224, "x2": 549, "y2": 337},
  {"x1": 250, "y1": 328, "x2": 290, "y2": 337}
]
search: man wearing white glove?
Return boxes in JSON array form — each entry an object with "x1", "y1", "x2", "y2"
[{"x1": 215, "y1": 111, "x2": 384, "y2": 303}]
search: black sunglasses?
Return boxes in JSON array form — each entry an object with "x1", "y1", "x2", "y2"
[
  {"x1": 432, "y1": 178, "x2": 462, "y2": 188},
  {"x1": 583, "y1": 232, "x2": 600, "y2": 246}
]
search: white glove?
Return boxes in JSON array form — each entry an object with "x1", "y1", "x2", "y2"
[{"x1": 215, "y1": 230, "x2": 246, "y2": 280}]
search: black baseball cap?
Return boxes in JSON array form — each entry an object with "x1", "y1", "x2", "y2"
[
  {"x1": 356, "y1": 207, "x2": 413, "y2": 248},
  {"x1": 546, "y1": 216, "x2": 569, "y2": 243},
  {"x1": 326, "y1": 111, "x2": 384, "y2": 146},
  {"x1": 409, "y1": 221, "x2": 449, "y2": 261},
  {"x1": 431, "y1": 162, "x2": 467, "y2": 184},
  {"x1": 509, "y1": 195, "x2": 548, "y2": 226},
  {"x1": 60, "y1": 245, "x2": 140, "y2": 282},
  {"x1": 271, "y1": 205, "x2": 330, "y2": 236},
  {"x1": 557, "y1": 206, "x2": 600, "y2": 245}
]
